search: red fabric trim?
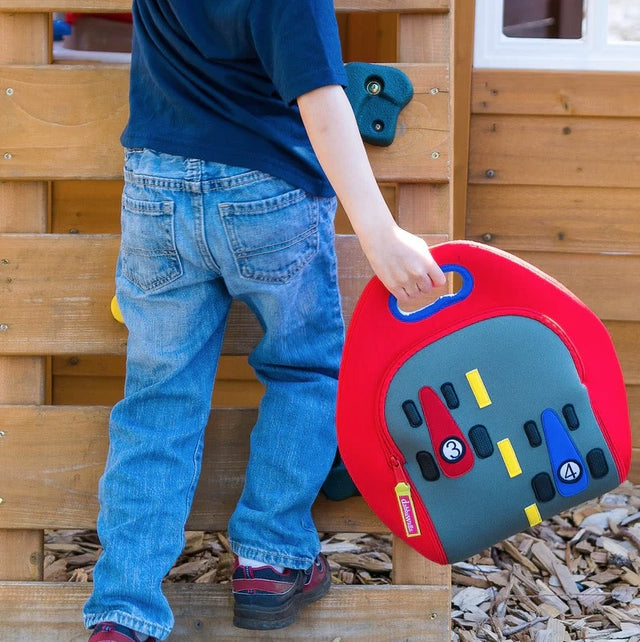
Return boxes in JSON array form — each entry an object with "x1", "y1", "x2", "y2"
[
  {"x1": 337, "y1": 240, "x2": 631, "y2": 565},
  {"x1": 232, "y1": 578, "x2": 294, "y2": 594}
]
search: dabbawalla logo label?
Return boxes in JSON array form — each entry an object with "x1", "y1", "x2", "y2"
[{"x1": 395, "y1": 482, "x2": 421, "y2": 537}]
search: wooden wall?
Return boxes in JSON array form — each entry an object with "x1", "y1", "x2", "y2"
[
  {"x1": 0, "y1": 1, "x2": 476, "y2": 639},
  {"x1": 467, "y1": 69, "x2": 640, "y2": 482}
]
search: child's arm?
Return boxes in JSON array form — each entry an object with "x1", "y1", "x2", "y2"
[{"x1": 297, "y1": 84, "x2": 446, "y2": 306}]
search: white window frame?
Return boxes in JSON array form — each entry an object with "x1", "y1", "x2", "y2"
[{"x1": 474, "y1": 0, "x2": 640, "y2": 71}]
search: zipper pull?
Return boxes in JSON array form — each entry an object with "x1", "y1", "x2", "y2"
[{"x1": 391, "y1": 457, "x2": 421, "y2": 538}]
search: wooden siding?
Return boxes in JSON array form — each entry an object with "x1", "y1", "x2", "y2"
[
  {"x1": 0, "y1": 2, "x2": 476, "y2": 637},
  {"x1": 468, "y1": 69, "x2": 640, "y2": 481}
]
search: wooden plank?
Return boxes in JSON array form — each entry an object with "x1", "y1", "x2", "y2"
[
  {"x1": 0, "y1": 582, "x2": 451, "y2": 641},
  {"x1": 629, "y1": 450, "x2": 640, "y2": 484},
  {"x1": 392, "y1": 537, "x2": 450, "y2": 586},
  {"x1": 51, "y1": 180, "x2": 122, "y2": 234},
  {"x1": 0, "y1": 234, "x2": 127, "y2": 356},
  {"x1": 50, "y1": 355, "x2": 265, "y2": 407},
  {"x1": 605, "y1": 322, "x2": 640, "y2": 385},
  {"x1": 469, "y1": 114, "x2": 640, "y2": 189},
  {"x1": 0, "y1": 13, "x2": 49, "y2": 64},
  {"x1": 339, "y1": 13, "x2": 398, "y2": 63},
  {"x1": 0, "y1": 182, "x2": 48, "y2": 233},
  {"x1": 0, "y1": 405, "x2": 385, "y2": 532},
  {"x1": 451, "y1": 0, "x2": 475, "y2": 240},
  {"x1": 0, "y1": 233, "x2": 447, "y2": 356},
  {"x1": 0, "y1": 0, "x2": 450, "y2": 12},
  {"x1": 0, "y1": 8, "x2": 49, "y2": 585},
  {"x1": 0, "y1": 65, "x2": 129, "y2": 181},
  {"x1": 396, "y1": 183, "x2": 450, "y2": 233},
  {"x1": 392, "y1": 11, "x2": 452, "y2": 618},
  {"x1": 399, "y1": 13, "x2": 450, "y2": 63},
  {"x1": 472, "y1": 69, "x2": 640, "y2": 118},
  {"x1": 466, "y1": 184, "x2": 640, "y2": 254},
  {"x1": 0, "y1": 63, "x2": 449, "y2": 183},
  {"x1": 628, "y1": 384, "x2": 639, "y2": 455},
  {"x1": 511, "y1": 251, "x2": 640, "y2": 323},
  {"x1": 0, "y1": 531, "x2": 42, "y2": 581}
]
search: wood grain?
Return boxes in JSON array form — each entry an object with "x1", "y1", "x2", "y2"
[
  {"x1": 473, "y1": 69, "x2": 640, "y2": 118},
  {"x1": 0, "y1": 582, "x2": 451, "y2": 641},
  {"x1": 0, "y1": 405, "x2": 386, "y2": 533},
  {"x1": 0, "y1": 64, "x2": 450, "y2": 183}
]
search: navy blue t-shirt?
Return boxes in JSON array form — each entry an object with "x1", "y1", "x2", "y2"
[{"x1": 121, "y1": 0, "x2": 347, "y2": 196}]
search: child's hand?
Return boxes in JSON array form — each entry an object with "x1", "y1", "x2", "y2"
[
  {"x1": 297, "y1": 84, "x2": 446, "y2": 308},
  {"x1": 361, "y1": 223, "x2": 447, "y2": 309}
]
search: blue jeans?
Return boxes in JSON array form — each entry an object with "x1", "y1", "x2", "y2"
[{"x1": 83, "y1": 149, "x2": 344, "y2": 639}]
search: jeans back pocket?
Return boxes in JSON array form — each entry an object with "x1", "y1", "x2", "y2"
[
  {"x1": 219, "y1": 188, "x2": 319, "y2": 284},
  {"x1": 120, "y1": 195, "x2": 183, "y2": 292}
]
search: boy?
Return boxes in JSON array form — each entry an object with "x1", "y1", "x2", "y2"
[{"x1": 85, "y1": 1, "x2": 445, "y2": 640}]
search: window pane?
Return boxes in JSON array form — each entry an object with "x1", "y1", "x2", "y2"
[
  {"x1": 608, "y1": 0, "x2": 640, "y2": 43},
  {"x1": 502, "y1": 0, "x2": 584, "y2": 39}
]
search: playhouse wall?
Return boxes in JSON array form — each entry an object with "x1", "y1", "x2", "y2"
[{"x1": 467, "y1": 69, "x2": 640, "y2": 482}]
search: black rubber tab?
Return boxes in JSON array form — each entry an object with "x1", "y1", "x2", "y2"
[
  {"x1": 416, "y1": 451, "x2": 440, "y2": 481},
  {"x1": 402, "y1": 400, "x2": 423, "y2": 428},
  {"x1": 562, "y1": 404, "x2": 580, "y2": 430},
  {"x1": 468, "y1": 424, "x2": 494, "y2": 458},
  {"x1": 586, "y1": 448, "x2": 609, "y2": 479},
  {"x1": 524, "y1": 420, "x2": 542, "y2": 447},
  {"x1": 440, "y1": 382, "x2": 460, "y2": 409},
  {"x1": 531, "y1": 472, "x2": 556, "y2": 502}
]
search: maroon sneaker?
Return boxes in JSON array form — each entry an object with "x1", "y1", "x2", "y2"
[
  {"x1": 232, "y1": 554, "x2": 331, "y2": 630},
  {"x1": 89, "y1": 622, "x2": 155, "y2": 642}
]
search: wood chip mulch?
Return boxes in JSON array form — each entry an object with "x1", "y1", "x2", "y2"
[{"x1": 45, "y1": 481, "x2": 640, "y2": 641}]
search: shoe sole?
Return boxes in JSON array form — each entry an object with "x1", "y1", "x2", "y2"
[{"x1": 233, "y1": 568, "x2": 331, "y2": 630}]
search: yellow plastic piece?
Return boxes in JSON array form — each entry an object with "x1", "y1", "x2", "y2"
[
  {"x1": 525, "y1": 503, "x2": 543, "y2": 527},
  {"x1": 394, "y1": 482, "x2": 421, "y2": 538},
  {"x1": 110, "y1": 295, "x2": 124, "y2": 324},
  {"x1": 465, "y1": 368, "x2": 492, "y2": 408},
  {"x1": 497, "y1": 438, "x2": 522, "y2": 478}
]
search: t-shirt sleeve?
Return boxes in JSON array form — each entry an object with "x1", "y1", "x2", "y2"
[{"x1": 248, "y1": 0, "x2": 347, "y2": 105}]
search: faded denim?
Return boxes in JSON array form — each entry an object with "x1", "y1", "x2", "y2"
[{"x1": 83, "y1": 148, "x2": 344, "y2": 639}]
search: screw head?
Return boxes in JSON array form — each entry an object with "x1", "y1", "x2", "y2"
[
  {"x1": 366, "y1": 79, "x2": 382, "y2": 95},
  {"x1": 431, "y1": 151, "x2": 441, "y2": 159},
  {"x1": 3, "y1": 153, "x2": 12, "y2": 161},
  {"x1": 5, "y1": 88, "x2": 13, "y2": 96}
]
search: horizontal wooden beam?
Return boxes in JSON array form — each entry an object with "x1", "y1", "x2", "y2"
[
  {"x1": 0, "y1": 233, "x2": 447, "y2": 356},
  {"x1": 0, "y1": 63, "x2": 449, "y2": 183},
  {"x1": 469, "y1": 114, "x2": 640, "y2": 189},
  {"x1": 511, "y1": 250, "x2": 640, "y2": 323},
  {"x1": 0, "y1": 582, "x2": 451, "y2": 641},
  {"x1": 472, "y1": 69, "x2": 640, "y2": 118},
  {"x1": 466, "y1": 184, "x2": 640, "y2": 255},
  {"x1": 0, "y1": 1, "x2": 450, "y2": 12},
  {"x1": 0, "y1": 405, "x2": 386, "y2": 532}
]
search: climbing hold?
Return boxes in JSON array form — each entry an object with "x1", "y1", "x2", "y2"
[
  {"x1": 110, "y1": 295, "x2": 124, "y2": 324},
  {"x1": 344, "y1": 62, "x2": 413, "y2": 147}
]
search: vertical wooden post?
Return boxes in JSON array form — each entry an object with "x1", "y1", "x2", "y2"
[
  {"x1": 451, "y1": 0, "x2": 476, "y2": 241},
  {"x1": 396, "y1": 11, "x2": 452, "y2": 238},
  {"x1": 0, "y1": 10, "x2": 50, "y2": 582},
  {"x1": 391, "y1": 6, "x2": 455, "y2": 603}
]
